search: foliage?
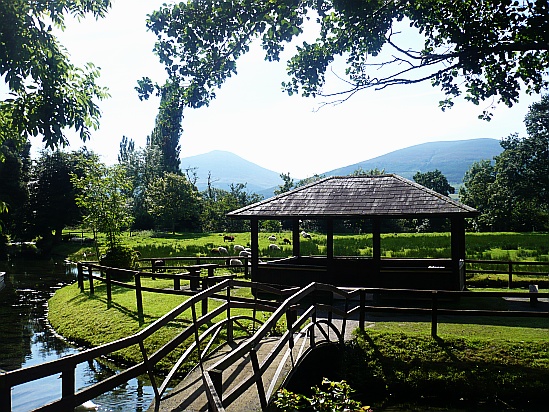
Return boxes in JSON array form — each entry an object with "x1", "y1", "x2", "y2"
[
  {"x1": 99, "y1": 244, "x2": 139, "y2": 273},
  {"x1": 27, "y1": 149, "x2": 88, "y2": 246},
  {"x1": 71, "y1": 156, "x2": 133, "y2": 252},
  {"x1": 413, "y1": 169, "x2": 454, "y2": 197},
  {"x1": 147, "y1": 80, "x2": 184, "y2": 175},
  {"x1": 351, "y1": 167, "x2": 385, "y2": 176},
  {"x1": 273, "y1": 378, "x2": 371, "y2": 411},
  {"x1": 0, "y1": 139, "x2": 30, "y2": 239},
  {"x1": 145, "y1": 172, "x2": 201, "y2": 233},
  {"x1": 274, "y1": 172, "x2": 295, "y2": 195},
  {"x1": 460, "y1": 95, "x2": 549, "y2": 231},
  {"x1": 0, "y1": 0, "x2": 111, "y2": 150},
  {"x1": 144, "y1": 0, "x2": 549, "y2": 118}
]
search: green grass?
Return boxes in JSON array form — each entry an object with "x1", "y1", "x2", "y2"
[
  {"x1": 48, "y1": 277, "x2": 281, "y2": 373},
  {"x1": 342, "y1": 329, "x2": 549, "y2": 409}
]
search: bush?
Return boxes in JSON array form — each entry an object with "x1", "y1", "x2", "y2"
[{"x1": 100, "y1": 245, "x2": 139, "y2": 271}]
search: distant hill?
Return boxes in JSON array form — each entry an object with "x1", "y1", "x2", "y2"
[
  {"x1": 179, "y1": 150, "x2": 282, "y2": 194},
  {"x1": 180, "y1": 139, "x2": 503, "y2": 198},
  {"x1": 325, "y1": 138, "x2": 502, "y2": 185}
]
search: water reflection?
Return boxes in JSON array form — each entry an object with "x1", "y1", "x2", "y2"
[{"x1": 0, "y1": 260, "x2": 156, "y2": 411}]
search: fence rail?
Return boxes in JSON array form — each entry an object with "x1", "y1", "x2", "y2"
[{"x1": 465, "y1": 259, "x2": 549, "y2": 287}]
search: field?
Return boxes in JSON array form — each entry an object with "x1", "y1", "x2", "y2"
[{"x1": 59, "y1": 230, "x2": 549, "y2": 288}]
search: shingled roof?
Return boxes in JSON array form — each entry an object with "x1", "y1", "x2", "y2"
[{"x1": 228, "y1": 174, "x2": 478, "y2": 219}]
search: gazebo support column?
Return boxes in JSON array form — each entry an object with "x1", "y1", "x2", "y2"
[
  {"x1": 251, "y1": 218, "x2": 259, "y2": 282},
  {"x1": 451, "y1": 217, "x2": 466, "y2": 290},
  {"x1": 327, "y1": 219, "x2": 334, "y2": 277},
  {"x1": 373, "y1": 218, "x2": 381, "y2": 275},
  {"x1": 292, "y1": 219, "x2": 300, "y2": 257}
]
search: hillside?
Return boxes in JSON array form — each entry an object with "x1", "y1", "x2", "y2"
[
  {"x1": 179, "y1": 139, "x2": 503, "y2": 197},
  {"x1": 179, "y1": 150, "x2": 282, "y2": 193},
  {"x1": 325, "y1": 138, "x2": 502, "y2": 185}
]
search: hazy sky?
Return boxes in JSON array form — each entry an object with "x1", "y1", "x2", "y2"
[{"x1": 51, "y1": 0, "x2": 541, "y2": 178}]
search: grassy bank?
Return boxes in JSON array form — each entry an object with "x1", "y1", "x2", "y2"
[{"x1": 340, "y1": 329, "x2": 549, "y2": 410}]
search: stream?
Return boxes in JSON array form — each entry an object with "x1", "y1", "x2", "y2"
[{"x1": 0, "y1": 259, "x2": 155, "y2": 412}]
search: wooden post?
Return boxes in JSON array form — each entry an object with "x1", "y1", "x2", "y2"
[
  {"x1": 431, "y1": 291, "x2": 438, "y2": 338},
  {"x1": 251, "y1": 219, "x2": 259, "y2": 282},
  {"x1": 208, "y1": 369, "x2": 223, "y2": 411},
  {"x1": 88, "y1": 266, "x2": 94, "y2": 296},
  {"x1": 77, "y1": 262, "x2": 84, "y2": 292},
  {"x1": 286, "y1": 308, "x2": 297, "y2": 349},
  {"x1": 174, "y1": 273, "x2": 181, "y2": 291},
  {"x1": 372, "y1": 218, "x2": 381, "y2": 276},
  {"x1": 226, "y1": 284, "x2": 233, "y2": 343},
  {"x1": 0, "y1": 373, "x2": 11, "y2": 412},
  {"x1": 292, "y1": 219, "x2": 300, "y2": 257},
  {"x1": 106, "y1": 268, "x2": 112, "y2": 307},
  {"x1": 250, "y1": 348, "x2": 267, "y2": 410},
  {"x1": 135, "y1": 273, "x2": 144, "y2": 325},
  {"x1": 61, "y1": 365, "x2": 76, "y2": 401},
  {"x1": 508, "y1": 262, "x2": 513, "y2": 289},
  {"x1": 359, "y1": 289, "x2": 365, "y2": 331}
]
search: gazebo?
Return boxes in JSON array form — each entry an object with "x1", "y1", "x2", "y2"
[{"x1": 228, "y1": 175, "x2": 478, "y2": 291}]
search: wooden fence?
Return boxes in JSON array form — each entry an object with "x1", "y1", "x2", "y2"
[
  {"x1": 2, "y1": 260, "x2": 548, "y2": 412},
  {"x1": 465, "y1": 259, "x2": 549, "y2": 287}
]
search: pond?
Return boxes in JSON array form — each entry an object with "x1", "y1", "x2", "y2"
[{"x1": 0, "y1": 259, "x2": 156, "y2": 412}]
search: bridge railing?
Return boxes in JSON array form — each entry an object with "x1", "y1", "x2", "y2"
[
  {"x1": 0, "y1": 275, "x2": 292, "y2": 412},
  {"x1": 202, "y1": 281, "x2": 357, "y2": 411}
]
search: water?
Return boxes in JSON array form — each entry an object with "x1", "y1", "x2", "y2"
[{"x1": 0, "y1": 260, "x2": 156, "y2": 412}]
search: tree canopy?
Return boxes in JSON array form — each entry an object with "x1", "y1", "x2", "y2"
[
  {"x1": 0, "y1": 1, "x2": 111, "y2": 150},
  {"x1": 145, "y1": 0, "x2": 549, "y2": 117},
  {"x1": 460, "y1": 94, "x2": 549, "y2": 231}
]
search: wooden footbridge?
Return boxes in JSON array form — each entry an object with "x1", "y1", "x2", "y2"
[{"x1": 2, "y1": 262, "x2": 547, "y2": 412}]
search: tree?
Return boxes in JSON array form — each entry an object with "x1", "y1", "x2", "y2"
[
  {"x1": 0, "y1": 139, "x2": 31, "y2": 238},
  {"x1": 144, "y1": 1, "x2": 549, "y2": 118},
  {"x1": 413, "y1": 170, "x2": 455, "y2": 197},
  {"x1": 71, "y1": 157, "x2": 133, "y2": 257},
  {"x1": 146, "y1": 81, "x2": 184, "y2": 174},
  {"x1": 460, "y1": 95, "x2": 549, "y2": 231},
  {"x1": 274, "y1": 173, "x2": 295, "y2": 195},
  {"x1": 28, "y1": 149, "x2": 86, "y2": 246},
  {"x1": 0, "y1": 1, "x2": 111, "y2": 149},
  {"x1": 145, "y1": 172, "x2": 201, "y2": 233}
]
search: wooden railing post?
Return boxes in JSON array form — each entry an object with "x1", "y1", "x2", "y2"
[
  {"x1": 250, "y1": 348, "x2": 267, "y2": 410},
  {"x1": 286, "y1": 307, "x2": 298, "y2": 349},
  {"x1": 174, "y1": 273, "x2": 181, "y2": 291},
  {"x1": 508, "y1": 261, "x2": 513, "y2": 289},
  {"x1": 88, "y1": 266, "x2": 94, "y2": 296},
  {"x1": 61, "y1": 365, "x2": 76, "y2": 401},
  {"x1": 244, "y1": 258, "x2": 249, "y2": 279},
  {"x1": 208, "y1": 369, "x2": 223, "y2": 411},
  {"x1": 359, "y1": 289, "x2": 365, "y2": 331},
  {"x1": 77, "y1": 262, "x2": 84, "y2": 292},
  {"x1": 0, "y1": 373, "x2": 11, "y2": 412},
  {"x1": 226, "y1": 283, "x2": 233, "y2": 343},
  {"x1": 105, "y1": 268, "x2": 112, "y2": 307},
  {"x1": 431, "y1": 291, "x2": 438, "y2": 338},
  {"x1": 135, "y1": 272, "x2": 144, "y2": 325}
]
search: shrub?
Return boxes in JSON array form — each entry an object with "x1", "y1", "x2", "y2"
[{"x1": 100, "y1": 245, "x2": 139, "y2": 271}]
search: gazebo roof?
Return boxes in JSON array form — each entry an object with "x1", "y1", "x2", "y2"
[{"x1": 228, "y1": 174, "x2": 478, "y2": 219}]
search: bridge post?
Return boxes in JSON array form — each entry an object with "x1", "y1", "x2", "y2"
[
  {"x1": 250, "y1": 348, "x2": 267, "y2": 410},
  {"x1": 208, "y1": 369, "x2": 223, "y2": 411},
  {"x1": 286, "y1": 308, "x2": 298, "y2": 349},
  {"x1": 106, "y1": 268, "x2": 112, "y2": 307},
  {"x1": 135, "y1": 273, "x2": 144, "y2": 325},
  {"x1": 0, "y1": 373, "x2": 11, "y2": 411}
]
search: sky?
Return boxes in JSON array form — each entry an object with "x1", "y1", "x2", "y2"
[{"x1": 49, "y1": 0, "x2": 542, "y2": 179}]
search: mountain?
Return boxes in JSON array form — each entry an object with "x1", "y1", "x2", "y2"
[
  {"x1": 325, "y1": 138, "x2": 502, "y2": 185},
  {"x1": 179, "y1": 150, "x2": 282, "y2": 194},
  {"x1": 180, "y1": 139, "x2": 503, "y2": 197}
]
